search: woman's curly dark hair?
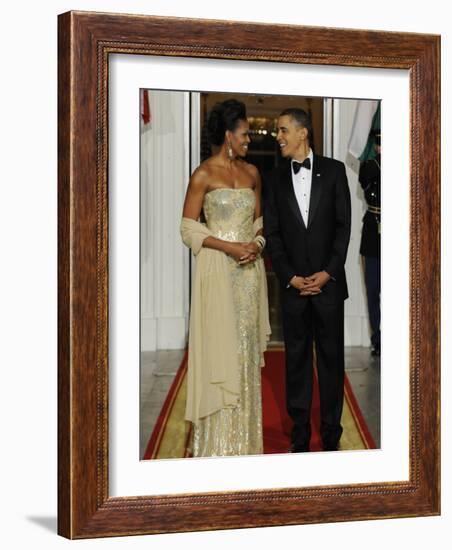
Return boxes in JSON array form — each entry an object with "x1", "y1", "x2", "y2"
[{"x1": 206, "y1": 99, "x2": 247, "y2": 146}]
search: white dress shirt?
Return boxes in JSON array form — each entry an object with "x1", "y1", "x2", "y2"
[
  {"x1": 285, "y1": 150, "x2": 335, "y2": 289},
  {"x1": 292, "y1": 148, "x2": 314, "y2": 227},
  {"x1": 286, "y1": 149, "x2": 314, "y2": 288}
]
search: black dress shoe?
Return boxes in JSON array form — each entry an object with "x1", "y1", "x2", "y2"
[
  {"x1": 322, "y1": 440, "x2": 340, "y2": 451},
  {"x1": 288, "y1": 444, "x2": 309, "y2": 453}
]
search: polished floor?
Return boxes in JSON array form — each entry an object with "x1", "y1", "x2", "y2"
[{"x1": 140, "y1": 346, "x2": 381, "y2": 459}]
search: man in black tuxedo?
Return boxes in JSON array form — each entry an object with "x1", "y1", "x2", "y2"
[{"x1": 263, "y1": 108, "x2": 351, "y2": 452}]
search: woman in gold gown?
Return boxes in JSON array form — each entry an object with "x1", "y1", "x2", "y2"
[{"x1": 180, "y1": 99, "x2": 271, "y2": 457}]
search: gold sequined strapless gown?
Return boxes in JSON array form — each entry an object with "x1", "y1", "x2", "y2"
[{"x1": 191, "y1": 187, "x2": 264, "y2": 457}]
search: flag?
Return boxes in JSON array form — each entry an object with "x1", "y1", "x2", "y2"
[
  {"x1": 348, "y1": 100, "x2": 379, "y2": 160},
  {"x1": 141, "y1": 89, "x2": 151, "y2": 126},
  {"x1": 359, "y1": 102, "x2": 380, "y2": 161}
]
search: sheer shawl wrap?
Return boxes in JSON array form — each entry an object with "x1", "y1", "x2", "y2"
[{"x1": 180, "y1": 216, "x2": 271, "y2": 424}]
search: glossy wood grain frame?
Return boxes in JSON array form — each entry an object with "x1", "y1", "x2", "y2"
[{"x1": 58, "y1": 10, "x2": 440, "y2": 539}]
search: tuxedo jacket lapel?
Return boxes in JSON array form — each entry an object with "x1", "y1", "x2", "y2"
[
  {"x1": 283, "y1": 160, "x2": 307, "y2": 231},
  {"x1": 307, "y1": 155, "x2": 323, "y2": 228}
]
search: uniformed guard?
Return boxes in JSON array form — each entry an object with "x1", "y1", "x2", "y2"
[{"x1": 359, "y1": 129, "x2": 381, "y2": 356}]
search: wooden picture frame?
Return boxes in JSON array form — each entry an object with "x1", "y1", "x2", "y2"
[{"x1": 57, "y1": 10, "x2": 440, "y2": 538}]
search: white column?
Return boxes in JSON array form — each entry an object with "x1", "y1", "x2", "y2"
[
  {"x1": 140, "y1": 90, "x2": 190, "y2": 351},
  {"x1": 332, "y1": 99, "x2": 372, "y2": 347}
]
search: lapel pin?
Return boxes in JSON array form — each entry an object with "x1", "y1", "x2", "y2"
[{"x1": 316, "y1": 173, "x2": 321, "y2": 177}]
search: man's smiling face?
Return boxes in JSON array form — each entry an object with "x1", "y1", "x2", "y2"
[{"x1": 276, "y1": 114, "x2": 306, "y2": 159}]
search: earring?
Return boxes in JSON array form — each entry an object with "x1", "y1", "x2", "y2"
[{"x1": 227, "y1": 142, "x2": 234, "y2": 159}]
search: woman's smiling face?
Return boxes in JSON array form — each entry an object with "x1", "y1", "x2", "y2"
[{"x1": 227, "y1": 119, "x2": 251, "y2": 157}]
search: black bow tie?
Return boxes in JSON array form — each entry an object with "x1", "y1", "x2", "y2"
[{"x1": 292, "y1": 158, "x2": 311, "y2": 173}]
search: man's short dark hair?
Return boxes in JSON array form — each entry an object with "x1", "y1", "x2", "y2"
[{"x1": 279, "y1": 108, "x2": 313, "y2": 144}]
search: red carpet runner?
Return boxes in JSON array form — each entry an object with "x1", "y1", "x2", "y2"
[{"x1": 144, "y1": 348, "x2": 376, "y2": 459}]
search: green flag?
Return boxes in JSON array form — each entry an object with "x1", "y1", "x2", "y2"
[{"x1": 359, "y1": 102, "x2": 381, "y2": 161}]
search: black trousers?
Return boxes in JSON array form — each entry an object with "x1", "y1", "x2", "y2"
[
  {"x1": 364, "y1": 255, "x2": 381, "y2": 349},
  {"x1": 281, "y1": 292, "x2": 345, "y2": 449}
]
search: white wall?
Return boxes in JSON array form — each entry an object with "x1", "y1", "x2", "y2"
[
  {"x1": 140, "y1": 90, "x2": 190, "y2": 350},
  {"x1": 335, "y1": 99, "x2": 372, "y2": 346},
  {"x1": 1, "y1": 1, "x2": 450, "y2": 549}
]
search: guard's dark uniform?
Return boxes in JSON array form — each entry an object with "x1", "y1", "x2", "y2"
[{"x1": 359, "y1": 154, "x2": 381, "y2": 355}]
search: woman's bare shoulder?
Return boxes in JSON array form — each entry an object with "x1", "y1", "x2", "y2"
[
  {"x1": 190, "y1": 160, "x2": 213, "y2": 186},
  {"x1": 239, "y1": 160, "x2": 260, "y2": 186}
]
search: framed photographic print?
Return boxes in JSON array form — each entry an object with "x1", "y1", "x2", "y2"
[
  {"x1": 58, "y1": 10, "x2": 440, "y2": 538},
  {"x1": 138, "y1": 89, "x2": 380, "y2": 463}
]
